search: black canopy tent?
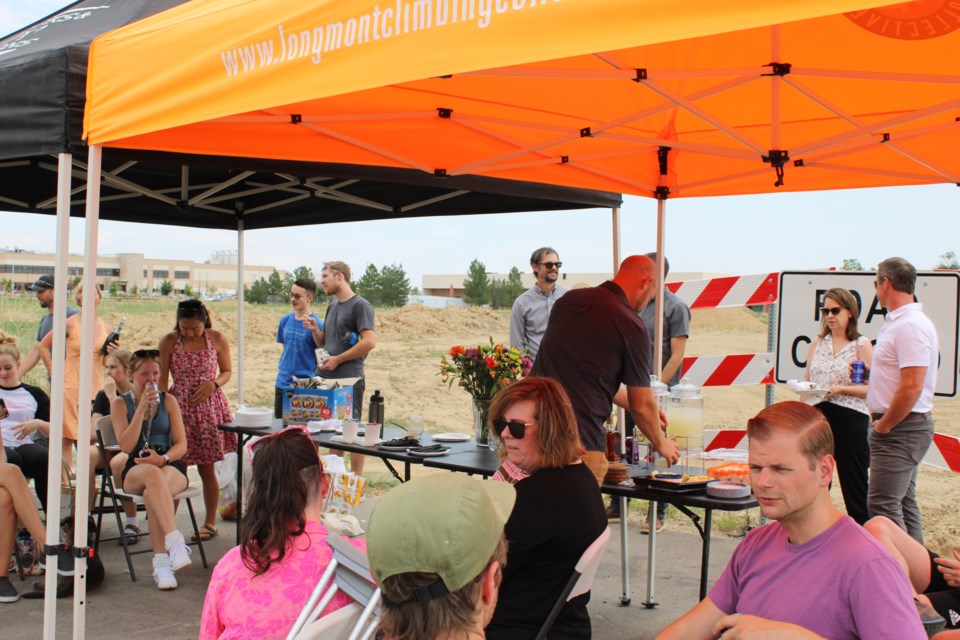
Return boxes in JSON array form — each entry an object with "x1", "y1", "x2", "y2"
[
  {"x1": 1, "y1": 4, "x2": 621, "y2": 635},
  {"x1": 0, "y1": 0, "x2": 620, "y2": 229}
]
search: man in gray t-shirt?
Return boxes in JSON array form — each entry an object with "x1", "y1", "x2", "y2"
[
  {"x1": 304, "y1": 261, "x2": 376, "y2": 474},
  {"x1": 19, "y1": 274, "x2": 78, "y2": 379}
]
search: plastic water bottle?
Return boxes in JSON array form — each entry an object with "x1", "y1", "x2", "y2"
[{"x1": 342, "y1": 331, "x2": 359, "y2": 346}]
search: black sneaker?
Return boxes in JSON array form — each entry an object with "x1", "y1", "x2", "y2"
[
  {"x1": 21, "y1": 576, "x2": 72, "y2": 599},
  {"x1": 0, "y1": 577, "x2": 19, "y2": 603},
  {"x1": 39, "y1": 545, "x2": 75, "y2": 577}
]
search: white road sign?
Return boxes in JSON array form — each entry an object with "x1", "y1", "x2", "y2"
[{"x1": 776, "y1": 271, "x2": 959, "y2": 397}]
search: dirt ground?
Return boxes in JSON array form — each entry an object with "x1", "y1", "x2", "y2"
[{"x1": 9, "y1": 298, "x2": 954, "y2": 555}]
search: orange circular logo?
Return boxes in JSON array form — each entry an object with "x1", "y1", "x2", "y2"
[{"x1": 845, "y1": 0, "x2": 960, "y2": 39}]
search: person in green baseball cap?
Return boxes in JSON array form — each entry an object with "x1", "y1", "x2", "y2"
[{"x1": 367, "y1": 474, "x2": 516, "y2": 640}]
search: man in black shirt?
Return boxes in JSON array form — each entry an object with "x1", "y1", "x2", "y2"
[{"x1": 532, "y1": 255, "x2": 680, "y2": 483}]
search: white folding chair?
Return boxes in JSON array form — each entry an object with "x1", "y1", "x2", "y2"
[
  {"x1": 92, "y1": 415, "x2": 208, "y2": 580},
  {"x1": 287, "y1": 533, "x2": 382, "y2": 640},
  {"x1": 535, "y1": 526, "x2": 612, "y2": 640}
]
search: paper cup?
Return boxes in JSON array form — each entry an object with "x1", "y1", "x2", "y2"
[
  {"x1": 342, "y1": 419, "x2": 360, "y2": 444},
  {"x1": 362, "y1": 424, "x2": 380, "y2": 446}
]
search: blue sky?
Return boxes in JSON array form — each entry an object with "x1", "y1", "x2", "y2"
[{"x1": 2, "y1": 0, "x2": 958, "y2": 286}]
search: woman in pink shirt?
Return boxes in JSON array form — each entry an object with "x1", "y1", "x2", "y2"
[{"x1": 200, "y1": 427, "x2": 363, "y2": 639}]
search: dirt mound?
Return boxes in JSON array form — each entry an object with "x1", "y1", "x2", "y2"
[{"x1": 377, "y1": 304, "x2": 506, "y2": 341}]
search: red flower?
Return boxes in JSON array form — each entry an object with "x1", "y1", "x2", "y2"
[
  {"x1": 450, "y1": 345, "x2": 466, "y2": 357},
  {"x1": 485, "y1": 356, "x2": 497, "y2": 369}
]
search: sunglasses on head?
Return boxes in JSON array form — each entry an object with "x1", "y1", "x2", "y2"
[
  {"x1": 132, "y1": 349, "x2": 160, "y2": 358},
  {"x1": 493, "y1": 418, "x2": 535, "y2": 439},
  {"x1": 539, "y1": 261, "x2": 562, "y2": 270},
  {"x1": 820, "y1": 306, "x2": 845, "y2": 316}
]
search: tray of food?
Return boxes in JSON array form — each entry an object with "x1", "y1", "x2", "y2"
[{"x1": 632, "y1": 467, "x2": 712, "y2": 492}]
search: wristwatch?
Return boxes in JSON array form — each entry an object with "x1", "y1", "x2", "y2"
[{"x1": 162, "y1": 454, "x2": 170, "y2": 467}]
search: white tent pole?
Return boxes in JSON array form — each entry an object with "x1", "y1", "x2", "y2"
[
  {"x1": 43, "y1": 152, "x2": 72, "y2": 639},
  {"x1": 653, "y1": 199, "x2": 666, "y2": 377},
  {"x1": 237, "y1": 217, "x2": 245, "y2": 406},
  {"x1": 611, "y1": 206, "x2": 621, "y2": 270},
  {"x1": 73, "y1": 144, "x2": 102, "y2": 640}
]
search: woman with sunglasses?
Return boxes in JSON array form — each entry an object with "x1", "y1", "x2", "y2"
[
  {"x1": 804, "y1": 287, "x2": 874, "y2": 524},
  {"x1": 485, "y1": 377, "x2": 606, "y2": 640},
  {"x1": 159, "y1": 298, "x2": 234, "y2": 541},
  {"x1": 111, "y1": 349, "x2": 193, "y2": 590},
  {"x1": 199, "y1": 427, "x2": 364, "y2": 639}
]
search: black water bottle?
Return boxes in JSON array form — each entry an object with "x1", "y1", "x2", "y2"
[{"x1": 368, "y1": 390, "x2": 385, "y2": 437}]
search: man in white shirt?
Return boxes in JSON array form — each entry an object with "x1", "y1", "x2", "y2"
[
  {"x1": 865, "y1": 257, "x2": 938, "y2": 543},
  {"x1": 509, "y1": 247, "x2": 566, "y2": 359}
]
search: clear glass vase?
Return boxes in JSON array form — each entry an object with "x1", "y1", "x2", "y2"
[{"x1": 472, "y1": 398, "x2": 491, "y2": 448}]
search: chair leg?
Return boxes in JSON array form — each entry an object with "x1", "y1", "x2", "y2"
[
  {"x1": 185, "y1": 498, "x2": 208, "y2": 569},
  {"x1": 12, "y1": 540, "x2": 25, "y2": 581}
]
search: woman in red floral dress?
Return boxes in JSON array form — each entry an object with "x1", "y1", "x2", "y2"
[{"x1": 159, "y1": 299, "x2": 234, "y2": 539}]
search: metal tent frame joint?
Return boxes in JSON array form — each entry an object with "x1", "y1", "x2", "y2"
[
  {"x1": 580, "y1": 127, "x2": 592, "y2": 137},
  {"x1": 290, "y1": 114, "x2": 302, "y2": 124},
  {"x1": 633, "y1": 68, "x2": 648, "y2": 82},
  {"x1": 762, "y1": 62, "x2": 792, "y2": 76},
  {"x1": 654, "y1": 185, "x2": 670, "y2": 200},
  {"x1": 762, "y1": 149, "x2": 790, "y2": 187},
  {"x1": 436, "y1": 108, "x2": 453, "y2": 119},
  {"x1": 657, "y1": 146, "x2": 671, "y2": 175}
]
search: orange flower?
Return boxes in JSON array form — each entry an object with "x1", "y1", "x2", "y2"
[
  {"x1": 485, "y1": 356, "x2": 497, "y2": 369},
  {"x1": 450, "y1": 345, "x2": 466, "y2": 357}
]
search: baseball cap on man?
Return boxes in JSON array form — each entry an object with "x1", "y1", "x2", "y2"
[
  {"x1": 28, "y1": 275, "x2": 55, "y2": 291},
  {"x1": 367, "y1": 474, "x2": 515, "y2": 600}
]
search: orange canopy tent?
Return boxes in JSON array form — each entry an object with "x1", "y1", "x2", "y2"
[{"x1": 83, "y1": 0, "x2": 960, "y2": 198}]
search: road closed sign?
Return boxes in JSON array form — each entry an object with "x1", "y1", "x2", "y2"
[{"x1": 776, "y1": 271, "x2": 959, "y2": 397}]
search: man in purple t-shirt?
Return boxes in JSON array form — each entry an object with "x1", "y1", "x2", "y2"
[{"x1": 657, "y1": 401, "x2": 926, "y2": 640}]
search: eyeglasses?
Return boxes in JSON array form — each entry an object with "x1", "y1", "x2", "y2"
[
  {"x1": 322, "y1": 263, "x2": 341, "y2": 275},
  {"x1": 132, "y1": 349, "x2": 160, "y2": 358},
  {"x1": 245, "y1": 425, "x2": 318, "y2": 467},
  {"x1": 493, "y1": 418, "x2": 536, "y2": 439},
  {"x1": 538, "y1": 262, "x2": 562, "y2": 270},
  {"x1": 820, "y1": 306, "x2": 844, "y2": 316}
]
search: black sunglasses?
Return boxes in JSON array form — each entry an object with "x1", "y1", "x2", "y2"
[
  {"x1": 820, "y1": 306, "x2": 845, "y2": 316},
  {"x1": 132, "y1": 349, "x2": 160, "y2": 358},
  {"x1": 493, "y1": 418, "x2": 535, "y2": 439},
  {"x1": 539, "y1": 261, "x2": 562, "y2": 269}
]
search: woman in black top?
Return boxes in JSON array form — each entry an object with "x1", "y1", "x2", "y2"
[{"x1": 485, "y1": 377, "x2": 607, "y2": 640}]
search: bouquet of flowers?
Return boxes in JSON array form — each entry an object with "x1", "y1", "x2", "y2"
[{"x1": 439, "y1": 338, "x2": 533, "y2": 445}]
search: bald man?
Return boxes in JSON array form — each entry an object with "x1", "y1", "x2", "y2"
[{"x1": 533, "y1": 255, "x2": 680, "y2": 484}]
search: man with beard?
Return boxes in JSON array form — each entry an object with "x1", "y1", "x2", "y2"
[
  {"x1": 510, "y1": 247, "x2": 566, "y2": 360},
  {"x1": 18, "y1": 275, "x2": 78, "y2": 380},
  {"x1": 304, "y1": 261, "x2": 376, "y2": 474}
]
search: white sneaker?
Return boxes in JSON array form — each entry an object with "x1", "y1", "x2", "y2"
[
  {"x1": 152, "y1": 554, "x2": 177, "y2": 591},
  {"x1": 168, "y1": 542, "x2": 192, "y2": 571}
]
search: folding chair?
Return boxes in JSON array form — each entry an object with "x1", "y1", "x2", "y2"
[
  {"x1": 287, "y1": 533, "x2": 382, "y2": 640},
  {"x1": 92, "y1": 416, "x2": 208, "y2": 581},
  {"x1": 535, "y1": 526, "x2": 612, "y2": 640}
]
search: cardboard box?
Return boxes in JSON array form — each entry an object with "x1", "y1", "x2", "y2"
[{"x1": 282, "y1": 385, "x2": 353, "y2": 425}]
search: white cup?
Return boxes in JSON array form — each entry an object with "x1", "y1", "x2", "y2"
[
  {"x1": 362, "y1": 424, "x2": 380, "y2": 446},
  {"x1": 342, "y1": 419, "x2": 359, "y2": 444}
]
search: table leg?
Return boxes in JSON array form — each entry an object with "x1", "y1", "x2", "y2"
[
  {"x1": 234, "y1": 435, "x2": 246, "y2": 545},
  {"x1": 699, "y1": 509, "x2": 713, "y2": 600},
  {"x1": 381, "y1": 459, "x2": 405, "y2": 483},
  {"x1": 619, "y1": 495, "x2": 630, "y2": 605},
  {"x1": 643, "y1": 500, "x2": 659, "y2": 608}
]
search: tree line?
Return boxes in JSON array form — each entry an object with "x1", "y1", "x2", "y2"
[
  {"x1": 462, "y1": 259, "x2": 526, "y2": 309},
  {"x1": 244, "y1": 264, "x2": 413, "y2": 307}
]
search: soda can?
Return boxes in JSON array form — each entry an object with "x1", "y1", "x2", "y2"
[
  {"x1": 851, "y1": 361, "x2": 865, "y2": 384},
  {"x1": 625, "y1": 437, "x2": 634, "y2": 463}
]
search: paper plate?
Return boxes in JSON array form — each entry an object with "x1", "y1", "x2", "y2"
[
  {"x1": 410, "y1": 448, "x2": 450, "y2": 457},
  {"x1": 432, "y1": 433, "x2": 470, "y2": 442},
  {"x1": 706, "y1": 481, "x2": 752, "y2": 499}
]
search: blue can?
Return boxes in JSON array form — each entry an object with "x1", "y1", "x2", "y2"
[{"x1": 851, "y1": 361, "x2": 866, "y2": 384}]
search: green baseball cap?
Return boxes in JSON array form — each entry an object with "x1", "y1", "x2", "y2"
[{"x1": 367, "y1": 474, "x2": 516, "y2": 599}]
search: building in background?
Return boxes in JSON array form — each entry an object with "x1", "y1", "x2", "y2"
[{"x1": 0, "y1": 248, "x2": 280, "y2": 295}]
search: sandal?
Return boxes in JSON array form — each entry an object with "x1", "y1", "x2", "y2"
[
  {"x1": 120, "y1": 524, "x2": 141, "y2": 546},
  {"x1": 192, "y1": 524, "x2": 219, "y2": 542}
]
